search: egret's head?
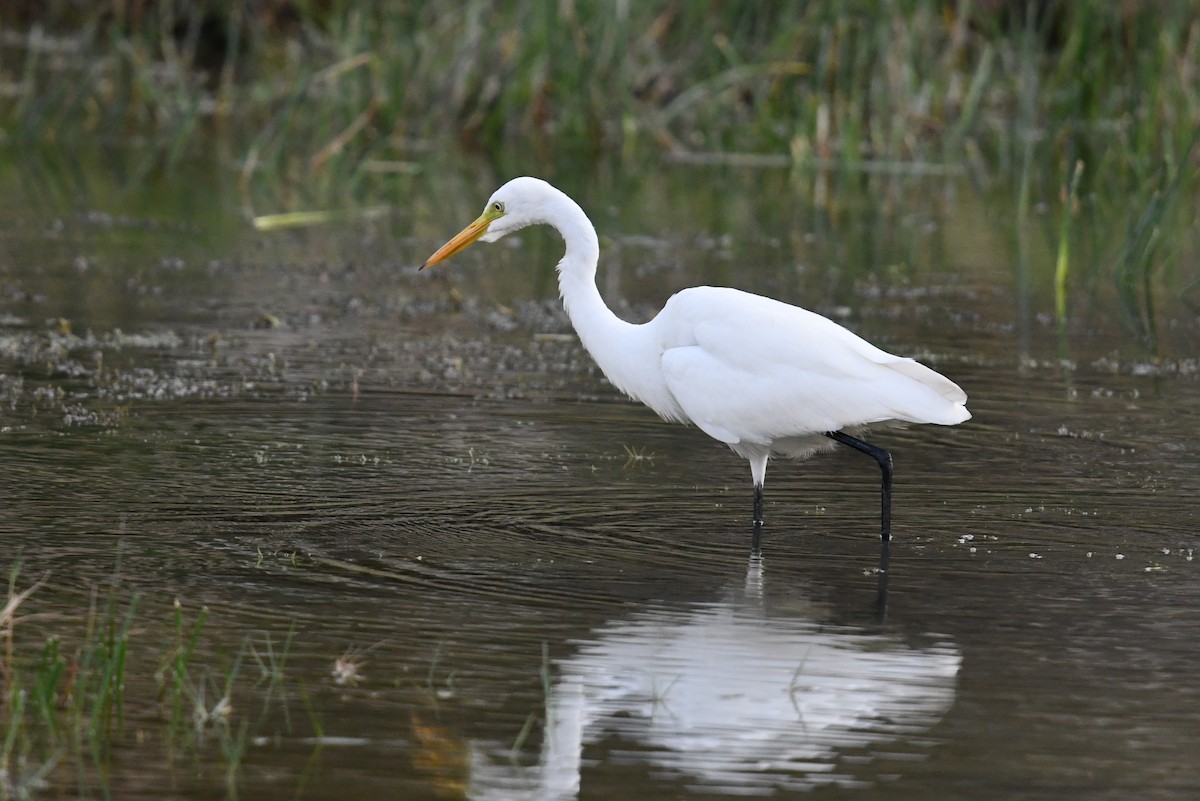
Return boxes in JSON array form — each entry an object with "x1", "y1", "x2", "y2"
[{"x1": 419, "y1": 177, "x2": 553, "y2": 270}]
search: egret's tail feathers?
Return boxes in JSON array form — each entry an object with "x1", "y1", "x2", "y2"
[
  {"x1": 883, "y1": 358, "x2": 970, "y2": 425},
  {"x1": 890, "y1": 359, "x2": 968, "y2": 404},
  {"x1": 944, "y1": 403, "x2": 972, "y2": 425}
]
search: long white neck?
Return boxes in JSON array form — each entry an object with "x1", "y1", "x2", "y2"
[
  {"x1": 542, "y1": 191, "x2": 605, "y2": 328},
  {"x1": 541, "y1": 190, "x2": 649, "y2": 400}
]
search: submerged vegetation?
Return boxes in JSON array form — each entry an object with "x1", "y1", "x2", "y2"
[
  {"x1": 0, "y1": 557, "x2": 304, "y2": 799},
  {"x1": 0, "y1": 547, "x2": 500, "y2": 799}
]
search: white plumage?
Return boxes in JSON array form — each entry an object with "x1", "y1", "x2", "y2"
[{"x1": 422, "y1": 176, "x2": 970, "y2": 539}]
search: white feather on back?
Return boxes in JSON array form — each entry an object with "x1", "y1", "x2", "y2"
[{"x1": 645, "y1": 287, "x2": 969, "y2": 452}]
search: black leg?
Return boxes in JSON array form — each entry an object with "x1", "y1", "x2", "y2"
[
  {"x1": 875, "y1": 539, "x2": 890, "y2": 620},
  {"x1": 825, "y1": 431, "x2": 893, "y2": 542}
]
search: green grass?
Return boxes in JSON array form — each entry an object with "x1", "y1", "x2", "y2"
[
  {"x1": 2, "y1": 2, "x2": 1197, "y2": 182},
  {"x1": 0, "y1": 558, "x2": 313, "y2": 800},
  {"x1": 1112, "y1": 130, "x2": 1198, "y2": 354},
  {"x1": 1054, "y1": 158, "x2": 1085, "y2": 351}
]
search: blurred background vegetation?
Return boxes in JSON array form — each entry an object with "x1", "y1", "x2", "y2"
[
  {"x1": 0, "y1": 0, "x2": 1197, "y2": 355},
  {"x1": 2, "y1": 1, "x2": 1197, "y2": 188}
]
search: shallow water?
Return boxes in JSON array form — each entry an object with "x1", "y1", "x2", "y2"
[{"x1": 1, "y1": 153, "x2": 1198, "y2": 799}]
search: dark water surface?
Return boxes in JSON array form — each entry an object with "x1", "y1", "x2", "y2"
[{"x1": 1, "y1": 154, "x2": 1198, "y2": 799}]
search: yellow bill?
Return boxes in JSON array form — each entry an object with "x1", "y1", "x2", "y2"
[{"x1": 419, "y1": 204, "x2": 504, "y2": 270}]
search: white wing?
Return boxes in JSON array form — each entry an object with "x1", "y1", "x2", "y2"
[{"x1": 653, "y1": 287, "x2": 970, "y2": 448}]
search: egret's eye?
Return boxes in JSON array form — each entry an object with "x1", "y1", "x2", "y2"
[{"x1": 491, "y1": 201, "x2": 504, "y2": 213}]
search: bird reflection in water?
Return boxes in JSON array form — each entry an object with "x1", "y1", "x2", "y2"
[{"x1": 466, "y1": 550, "x2": 958, "y2": 799}]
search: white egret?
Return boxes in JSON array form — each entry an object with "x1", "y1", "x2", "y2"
[{"x1": 421, "y1": 177, "x2": 970, "y2": 541}]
